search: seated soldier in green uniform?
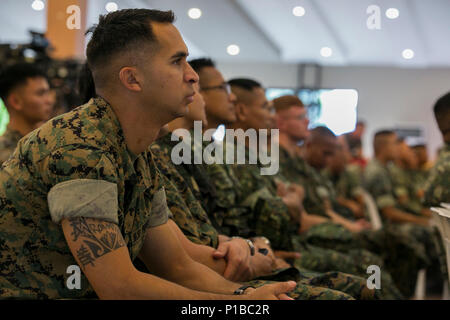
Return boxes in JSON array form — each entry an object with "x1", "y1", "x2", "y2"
[
  {"x1": 422, "y1": 92, "x2": 450, "y2": 290},
  {"x1": 185, "y1": 72, "x2": 402, "y2": 298},
  {"x1": 149, "y1": 66, "x2": 369, "y2": 300},
  {"x1": 411, "y1": 143, "x2": 431, "y2": 193},
  {"x1": 423, "y1": 91, "x2": 450, "y2": 207},
  {"x1": 0, "y1": 9, "x2": 298, "y2": 300},
  {"x1": 228, "y1": 79, "x2": 429, "y2": 298},
  {"x1": 364, "y1": 130, "x2": 446, "y2": 294},
  {"x1": 388, "y1": 138, "x2": 432, "y2": 218},
  {"x1": 324, "y1": 138, "x2": 367, "y2": 220},
  {"x1": 0, "y1": 63, "x2": 54, "y2": 166}
]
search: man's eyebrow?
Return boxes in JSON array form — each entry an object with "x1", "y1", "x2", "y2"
[{"x1": 170, "y1": 51, "x2": 189, "y2": 60}]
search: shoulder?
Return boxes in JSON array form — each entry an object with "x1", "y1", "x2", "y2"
[{"x1": 17, "y1": 101, "x2": 118, "y2": 164}]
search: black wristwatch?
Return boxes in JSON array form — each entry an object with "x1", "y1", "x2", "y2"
[{"x1": 233, "y1": 285, "x2": 255, "y2": 295}]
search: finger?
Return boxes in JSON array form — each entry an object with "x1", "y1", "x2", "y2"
[
  {"x1": 272, "y1": 281, "x2": 297, "y2": 296},
  {"x1": 223, "y1": 257, "x2": 242, "y2": 280},
  {"x1": 277, "y1": 293, "x2": 294, "y2": 300},
  {"x1": 212, "y1": 249, "x2": 227, "y2": 259},
  {"x1": 212, "y1": 243, "x2": 230, "y2": 259},
  {"x1": 275, "y1": 251, "x2": 301, "y2": 259}
]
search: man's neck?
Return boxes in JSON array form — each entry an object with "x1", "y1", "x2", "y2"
[
  {"x1": 103, "y1": 93, "x2": 165, "y2": 155},
  {"x1": 7, "y1": 116, "x2": 40, "y2": 137},
  {"x1": 278, "y1": 132, "x2": 300, "y2": 157},
  {"x1": 168, "y1": 117, "x2": 192, "y2": 132}
]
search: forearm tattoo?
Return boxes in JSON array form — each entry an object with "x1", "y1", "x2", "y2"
[{"x1": 67, "y1": 217, "x2": 126, "y2": 268}]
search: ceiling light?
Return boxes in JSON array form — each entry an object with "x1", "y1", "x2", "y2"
[
  {"x1": 105, "y1": 2, "x2": 118, "y2": 12},
  {"x1": 320, "y1": 47, "x2": 333, "y2": 58},
  {"x1": 188, "y1": 8, "x2": 202, "y2": 19},
  {"x1": 386, "y1": 8, "x2": 399, "y2": 19},
  {"x1": 31, "y1": 0, "x2": 45, "y2": 11},
  {"x1": 227, "y1": 44, "x2": 240, "y2": 56},
  {"x1": 292, "y1": 6, "x2": 306, "y2": 17},
  {"x1": 402, "y1": 49, "x2": 414, "y2": 59}
]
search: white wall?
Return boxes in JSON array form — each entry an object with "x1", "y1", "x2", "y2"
[{"x1": 218, "y1": 61, "x2": 450, "y2": 160}]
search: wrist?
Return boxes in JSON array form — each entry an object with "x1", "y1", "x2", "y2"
[
  {"x1": 251, "y1": 236, "x2": 271, "y2": 247},
  {"x1": 231, "y1": 236, "x2": 255, "y2": 256}
]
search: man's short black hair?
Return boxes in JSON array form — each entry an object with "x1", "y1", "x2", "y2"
[
  {"x1": 228, "y1": 78, "x2": 263, "y2": 91},
  {"x1": 86, "y1": 9, "x2": 174, "y2": 73},
  {"x1": 373, "y1": 130, "x2": 396, "y2": 155},
  {"x1": 0, "y1": 63, "x2": 47, "y2": 103},
  {"x1": 310, "y1": 126, "x2": 336, "y2": 140},
  {"x1": 374, "y1": 129, "x2": 395, "y2": 138},
  {"x1": 188, "y1": 58, "x2": 215, "y2": 74},
  {"x1": 433, "y1": 91, "x2": 450, "y2": 120}
]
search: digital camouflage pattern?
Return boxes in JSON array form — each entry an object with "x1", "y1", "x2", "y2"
[
  {"x1": 151, "y1": 133, "x2": 388, "y2": 299},
  {"x1": 228, "y1": 143, "x2": 404, "y2": 298},
  {"x1": 387, "y1": 163, "x2": 423, "y2": 215},
  {"x1": 0, "y1": 127, "x2": 22, "y2": 166},
  {"x1": 363, "y1": 159, "x2": 398, "y2": 213},
  {"x1": 277, "y1": 146, "x2": 440, "y2": 297},
  {"x1": 364, "y1": 158, "x2": 447, "y2": 294},
  {"x1": 423, "y1": 144, "x2": 450, "y2": 207},
  {"x1": 324, "y1": 164, "x2": 364, "y2": 202},
  {"x1": 0, "y1": 97, "x2": 166, "y2": 299},
  {"x1": 151, "y1": 133, "x2": 220, "y2": 248}
]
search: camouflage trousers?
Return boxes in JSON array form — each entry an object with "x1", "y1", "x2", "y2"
[
  {"x1": 249, "y1": 267, "x2": 379, "y2": 300},
  {"x1": 298, "y1": 221, "x2": 441, "y2": 297},
  {"x1": 290, "y1": 242, "x2": 403, "y2": 299}
]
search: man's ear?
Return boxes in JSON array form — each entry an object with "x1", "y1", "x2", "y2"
[
  {"x1": 118, "y1": 67, "x2": 142, "y2": 92},
  {"x1": 6, "y1": 92, "x2": 23, "y2": 112},
  {"x1": 234, "y1": 102, "x2": 248, "y2": 122}
]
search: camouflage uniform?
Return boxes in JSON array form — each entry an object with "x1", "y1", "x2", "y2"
[
  {"x1": 364, "y1": 158, "x2": 446, "y2": 294},
  {"x1": 387, "y1": 163, "x2": 423, "y2": 215},
  {"x1": 0, "y1": 127, "x2": 22, "y2": 166},
  {"x1": 278, "y1": 147, "x2": 434, "y2": 297},
  {"x1": 324, "y1": 164, "x2": 364, "y2": 203},
  {"x1": 423, "y1": 144, "x2": 450, "y2": 281},
  {"x1": 0, "y1": 97, "x2": 171, "y2": 299},
  {"x1": 150, "y1": 133, "x2": 381, "y2": 299},
  {"x1": 423, "y1": 144, "x2": 450, "y2": 207},
  {"x1": 210, "y1": 141, "x2": 403, "y2": 298}
]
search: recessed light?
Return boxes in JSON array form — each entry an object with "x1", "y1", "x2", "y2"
[
  {"x1": 105, "y1": 2, "x2": 118, "y2": 13},
  {"x1": 227, "y1": 44, "x2": 240, "y2": 56},
  {"x1": 320, "y1": 47, "x2": 333, "y2": 58},
  {"x1": 402, "y1": 49, "x2": 414, "y2": 59},
  {"x1": 188, "y1": 8, "x2": 202, "y2": 19},
  {"x1": 386, "y1": 8, "x2": 399, "y2": 19},
  {"x1": 31, "y1": 0, "x2": 45, "y2": 11},
  {"x1": 292, "y1": 6, "x2": 306, "y2": 17}
]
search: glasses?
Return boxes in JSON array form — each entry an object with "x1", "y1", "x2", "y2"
[{"x1": 201, "y1": 82, "x2": 232, "y2": 95}]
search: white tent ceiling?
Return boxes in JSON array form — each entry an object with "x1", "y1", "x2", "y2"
[{"x1": 1, "y1": 0, "x2": 449, "y2": 67}]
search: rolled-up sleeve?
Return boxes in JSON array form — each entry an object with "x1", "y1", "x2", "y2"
[{"x1": 48, "y1": 179, "x2": 118, "y2": 224}]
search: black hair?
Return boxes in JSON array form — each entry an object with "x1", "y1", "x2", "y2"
[
  {"x1": 86, "y1": 9, "x2": 175, "y2": 72},
  {"x1": 188, "y1": 58, "x2": 215, "y2": 74},
  {"x1": 228, "y1": 78, "x2": 263, "y2": 91},
  {"x1": 374, "y1": 129, "x2": 395, "y2": 138},
  {"x1": 0, "y1": 63, "x2": 47, "y2": 103},
  {"x1": 310, "y1": 126, "x2": 336, "y2": 139},
  {"x1": 433, "y1": 91, "x2": 450, "y2": 120}
]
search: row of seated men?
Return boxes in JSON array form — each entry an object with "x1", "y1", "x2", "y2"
[{"x1": 0, "y1": 8, "x2": 449, "y2": 300}]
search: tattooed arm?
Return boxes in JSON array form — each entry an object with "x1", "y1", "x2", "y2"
[
  {"x1": 62, "y1": 217, "x2": 294, "y2": 299},
  {"x1": 138, "y1": 219, "x2": 246, "y2": 294}
]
